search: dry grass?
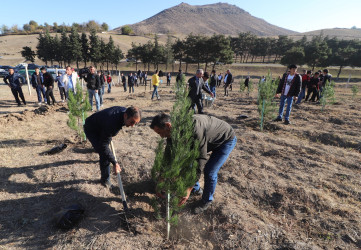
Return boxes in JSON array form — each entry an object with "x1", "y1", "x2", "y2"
[{"x1": 0, "y1": 76, "x2": 360, "y2": 249}]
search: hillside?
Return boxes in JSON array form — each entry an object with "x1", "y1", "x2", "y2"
[
  {"x1": 291, "y1": 28, "x2": 361, "y2": 40},
  {"x1": 113, "y1": 2, "x2": 297, "y2": 36}
]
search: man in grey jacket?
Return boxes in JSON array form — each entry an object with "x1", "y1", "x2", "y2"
[{"x1": 150, "y1": 113, "x2": 237, "y2": 214}]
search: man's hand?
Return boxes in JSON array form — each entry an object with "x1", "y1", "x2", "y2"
[
  {"x1": 95, "y1": 89, "x2": 98, "y2": 93},
  {"x1": 293, "y1": 96, "x2": 298, "y2": 101},
  {"x1": 275, "y1": 93, "x2": 280, "y2": 98},
  {"x1": 112, "y1": 163, "x2": 121, "y2": 175},
  {"x1": 178, "y1": 187, "x2": 193, "y2": 206},
  {"x1": 210, "y1": 92, "x2": 214, "y2": 98}
]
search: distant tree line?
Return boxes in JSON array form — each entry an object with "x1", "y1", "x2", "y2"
[
  {"x1": 21, "y1": 28, "x2": 361, "y2": 77},
  {"x1": 230, "y1": 32, "x2": 361, "y2": 77},
  {"x1": 22, "y1": 27, "x2": 123, "y2": 71},
  {"x1": 1, "y1": 20, "x2": 109, "y2": 35}
]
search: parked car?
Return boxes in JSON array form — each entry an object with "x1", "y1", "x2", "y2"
[{"x1": 126, "y1": 58, "x2": 137, "y2": 62}]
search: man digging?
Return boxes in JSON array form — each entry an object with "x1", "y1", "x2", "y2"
[
  {"x1": 84, "y1": 106, "x2": 142, "y2": 189},
  {"x1": 150, "y1": 113, "x2": 237, "y2": 214}
]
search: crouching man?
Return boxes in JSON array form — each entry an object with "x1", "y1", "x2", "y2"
[
  {"x1": 150, "y1": 113, "x2": 237, "y2": 214},
  {"x1": 84, "y1": 106, "x2": 141, "y2": 188}
]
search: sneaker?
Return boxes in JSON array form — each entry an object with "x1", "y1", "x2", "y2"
[
  {"x1": 100, "y1": 180, "x2": 112, "y2": 189},
  {"x1": 62, "y1": 100, "x2": 65, "y2": 103},
  {"x1": 194, "y1": 200, "x2": 213, "y2": 214},
  {"x1": 191, "y1": 187, "x2": 203, "y2": 196},
  {"x1": 38, "y1": 102, "x2": 42, "y2": 106},
  {"x1": 284, "y1": 120, "x2": 291, "y2": 125},
  {"x1": 274, "y1": 117, "x2": 282, "y2": 122}
]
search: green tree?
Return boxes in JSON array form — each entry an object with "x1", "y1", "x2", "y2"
[
  {"x1": 280, "y1": 46, "x2": 305, "y2": 66},
  {"x1": 257, "y1": 73, "x2": 279, "y2": 131},
  {"x1": 304, "y1": 36, "x2": 331, "y2": 70},
  {"x1": 21, "y1": 46, "x2": 36, "y2": 62},
  {"x1": 81, "y1": 33, "x2": 90, "y2": 67},
  {"x1": 151, "y1": 75, "x2": 199, "y2": 239},
  {"x1": 111, "y1": 45, "x2": 124, "y2": 71},
  {"x1": 1, "y1": 25, "x2": 9, "y2": 34},
  {"x1": 101, "y1": 22, "x2": 109, "y2": 31},
  {"x1": 127, "y1": 42, "x2": 143, "y2": 71},
  {"x1": 60, "y1": 29, "x2": 71, "y2": 66},
  {"x1": 320, "y1": 80, "x2": 336, "y2": 111},
  {"x1": 273, "y1": 35, "x2": 294, "y2": 63},
  {"x1": 89, "y1": 29, "x2": 102, "y2": 67},
  {"x1": 121, "y1": 25, "x2": 133, "y2": 35},
  {"x1": 105, "y1": 36, "x2": 116, "y2": 71},
  {"x1": 69, "y1": 27, "x2": 82, "y2": 69},
  {"x1": 208, "y1": 34, "x2": 233, "y2": 70},
  {"x1": 67, "y1": 81, "x2": 91, "y2": 141},
  {"x1": 172, "y1": 39, "x2": 186, "y2": 70},
  {"x1": 164, "y1": 34, "x2": 174, "y2": 71},
  {"x1": 152, "y1": 34, "x2": 165, "y2": 70}
]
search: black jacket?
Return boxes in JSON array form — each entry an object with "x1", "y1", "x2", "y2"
[
  {"x1": 209, "y1": 74, "x2": 217, "y2": 87},
  {"x1": 85, "y1": 73, "x2": 100, "y2": 90},
  {"x1": 128, "y1": 75, "x2": 134, "y2": 86},
  {"x1": 276, "y1": 73, "x2": 302, "y2": 97},
  {"x1": 122, "y1": 75, "x2": 126, "y2": 83},
  {"x1": 84, "y1": 106, "x2": 126, "y2": 165},
  {"x1": 224, "y1": 73, "x2": 233, "y2": 85},
  {"x1": 43, "y1": 72, "x2": 54, "y2": 88},
  {"x1": 187, "y1": 76, "x2": 212, "y2": 101}
]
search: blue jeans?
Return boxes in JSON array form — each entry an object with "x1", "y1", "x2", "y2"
[
  {"x1": 88, "y1": 89, "x2": 100, "y2": 111},
  {"x1": 296, "y1": 88, "x2": 305, "y2": 104},
  {"x1": 151, "y1": 85, "x2": 159, "y2": 99},
  {"x1": 129, "y1": 85, "x2": 134, "y2": 93},
  {"x1": 36, "y1": 85, "x2": 47, "y2": 103},
  {"x1": 99, "y1": 85, "x2": 105, "y2": 105},
  {"x1": 107, "y1": 83, "x2": 111, "y2": 93},
  {"x1": 278, "y1": 95, "x2": 293, "y2": 121},
  {"x1": 193, "y1": 136, "x2": 237, "y2": 202},
  {"x1": 210, "y1": 86, "x2": 216, "y2": 97}
]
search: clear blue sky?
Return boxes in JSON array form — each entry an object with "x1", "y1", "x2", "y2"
[{"x1": 0, "y1": 0, "x2": 360, "y2": 33}]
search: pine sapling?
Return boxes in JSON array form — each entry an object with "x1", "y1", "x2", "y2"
[
  {"x1": 151, "y1": 75, "x2": 199, "y2": 240},
  {"x1": 67, "y1": 80, "x2": 91, "y2": 141},
  {"x1": 257, "y1": 73, "x2": 278, "y2": 131},
  {"x1": 351, "y1": 85, "x2": 359, "y2": 99},
  {"x1": 320, "y1": 80, "x2": 336, "y2": 111}
]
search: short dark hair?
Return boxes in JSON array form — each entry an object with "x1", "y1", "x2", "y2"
[
  {"x1": 125, "y1": 106, "x2": 141, "y2": 119},
  {"x1": 307, "y1": 70, "x2": 312, "y2": 74},
  {"x1": 155, "y1": 70, "x2": 158, "y2": 74},
  {"x1": 150, "y1": 113, "x2": 170, "y2": 129},
  {"x1": 35, "y1": 67, "x2": 39, "y2": 70},
  {"x1": 66, "y1": 66, "x2": 71, "y2": 69},
  {"x1": 288, "y1": 64, "x2": 297, "y2": 69},
  {"x1": 314, "y1": 72, "x2": 320, "y2": 75},
  {"x1": 211, "y1": 70, "x2": 216, "y2": 73},
  {"x1": 40, "y1": 67, "x2": 46, "y2": 71},
  {"x1": 323, "y1": 69, "x2": 328, "y2": 74},
  {"x1": 203, "y1": 72, "x2": 209, "y2": 78}
]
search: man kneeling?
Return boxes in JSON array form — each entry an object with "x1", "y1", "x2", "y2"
[
  {"x1": 84, "y1": 106, "x2": 141, "y2": 188},
  {"x1": 150, "y1": 113, "x2": 237, "y2": 214}
]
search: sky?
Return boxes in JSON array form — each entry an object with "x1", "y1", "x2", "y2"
[{"x1": 0, "y1": 0, "x2": 360, "y2": 33}]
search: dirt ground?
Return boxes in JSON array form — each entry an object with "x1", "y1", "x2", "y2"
[{"x1": 0, "y1": 77, "x2": 360, "y2": 249}]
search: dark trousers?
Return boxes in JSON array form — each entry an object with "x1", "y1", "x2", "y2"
[
  {"x1": 11, "y1": 87, "x2": 26, "y2": 105},
  {"x1": 224, "y1": 84, "x2": 230, "y2": 96},
  {"x1": 129, "y1": 85, "x2": 134, "y2": 93},
  {"x1": 305, "y1": 87, "x2": 318, "y2": 102},
  {"x1": 167, "y1": 79, "x2": 170, "y2": 86},
  {"x1": 46, "y1": 87, "x2": 56, "y2": 105},
  {"x1": 84, "y1": 128, "x2": 111, "y2": 183},
  {"x1": 191, "y1": 97, "x2": 203, "y2": 114},
  {"x1": 59, "y1": 87, "x2": 67, "y2": 100},
  {"x1": 123, "y1": 82, "x2": 127, "y2": 92}
]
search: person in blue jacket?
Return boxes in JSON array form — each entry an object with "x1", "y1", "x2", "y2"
[
  {"x1": 4, "y1": 68, "x2": 26, "y2": 106},
  {"x1": 84, "y1": 106, "x2": 142, "y2": 188}
]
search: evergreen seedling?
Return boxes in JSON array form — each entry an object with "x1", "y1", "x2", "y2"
[
  {"x1": 351, "y1": 85, "x2": 359, "y2": 99},
  {"x1": 151, "y1": 75, "x2": 200, "y2": 240},
  {"x1": 320, "y1": 80, "x2": 336, "y2": 111},
  {"x1": 257, "y1": 73, "x2": 278, "y2": 131},
  {"x1": 67, "y1": 80, "x2": 91, "y2": 141}
]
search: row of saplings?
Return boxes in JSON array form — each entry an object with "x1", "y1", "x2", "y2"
[{"x1": 64, "y1": 73, "x2": 337, "y2": 239}]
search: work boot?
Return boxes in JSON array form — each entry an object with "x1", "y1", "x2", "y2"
[
  {"x1": 273, "y1": 117, "x2": 282, "y2": 122},
  {"x1": 284, "y1": 120, "x2": 291, "y2": 125},
  {"x1": 194, "y1": 200, "x2": 212, "y2": 214},
  {"x1": 100, "y1": 179, "x2": 112, "y2": 189},
  {"x1": 191, "y1": 187, "x2": 203, "y2": 196}
]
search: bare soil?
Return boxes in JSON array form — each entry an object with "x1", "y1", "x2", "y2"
[{"x1": 0, "y1": 79, "x2": 360, "y2": 249}]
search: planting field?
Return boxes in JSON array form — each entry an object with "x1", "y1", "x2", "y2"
[{"x1": 0, "y1": 78, "x2": 360, "y2": 249}]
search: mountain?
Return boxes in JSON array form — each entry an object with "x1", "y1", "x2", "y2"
[
  {"x1": 290, "y1": 28, "x2": 361, "y2": 40},
  {"x1": 113, "y1": 2, "x2": 297, "y2": 36}
]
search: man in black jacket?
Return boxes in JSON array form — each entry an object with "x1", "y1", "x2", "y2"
[
  {"x1": 209, "y1": 70, "x2": 217, "y2": 97},
  {"x1": 223, "y1": 69, "x2": 233, "y2": 96},
  {"x1": 84, "y1": 66, "x2": 100, "y2": 111},
  {"x1": 4, "y1": 68, "x2": 27, "y2": 106},
  {"x1": 188, "y1": 69, "x2": 214, "y2": 114},
  {"x1": 41, "y1": 67, "x2": 56, "y2": 105},
  {"x1": 84, "y1": 106, "x2": 142, "y2": 188},
  {"x1": 274, "y1": 64, "x2": 301, "y2": 125},
  {"x1": 121, "y1": 73, "x2": 127, "y2": 92}
]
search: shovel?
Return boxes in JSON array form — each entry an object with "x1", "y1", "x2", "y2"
[{"x1": 109, "y1": 140, "x2": 131, "y2": 230}]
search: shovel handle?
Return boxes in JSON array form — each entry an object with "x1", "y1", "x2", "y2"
[{"x1": 110, "y1": 141, "x2": 128, "y2": 210}]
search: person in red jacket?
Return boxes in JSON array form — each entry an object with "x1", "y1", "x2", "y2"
[
  {"x1": 107, "y1": 73, "x2": 112, "y2": 93},
  {"x1": 296, "y1": 70, "x2": 311, "y2": 104}
]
